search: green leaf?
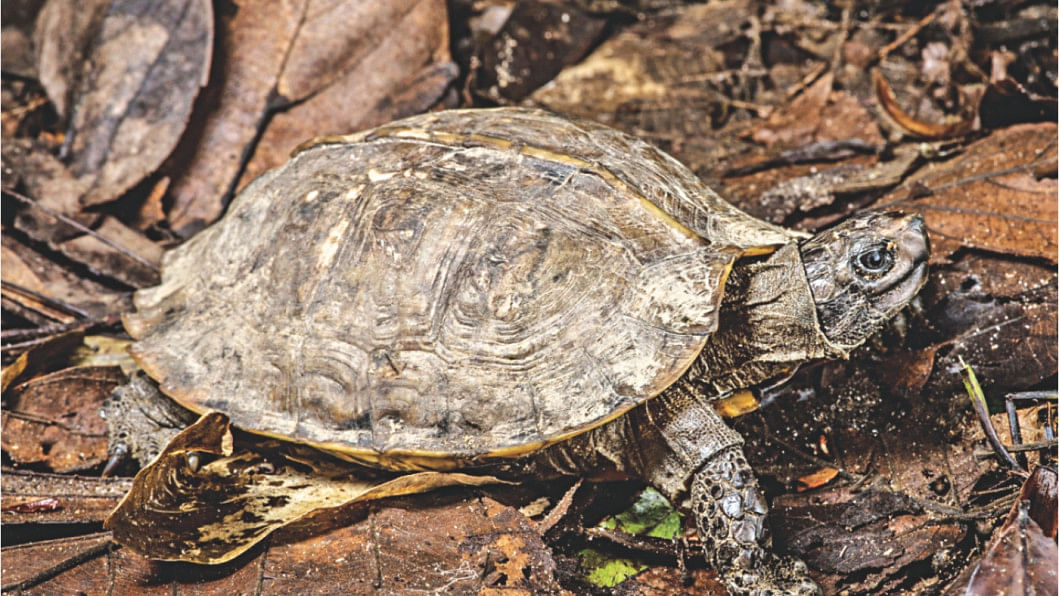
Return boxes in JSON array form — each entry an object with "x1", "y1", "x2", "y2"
[
  {"x1": 579, "y1": 548, "x2": 648, "y2": 588},
  {"x1": 609, "y1": 487, "x2": 683, "y2": 539}
]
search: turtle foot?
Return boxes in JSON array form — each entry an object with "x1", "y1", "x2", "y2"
[
  {"x1": 721, "y1": 556, "x2": 820, "y2": 596},
  {"x1": 690, "y1": 445, "x2": 820, "y2": 595},
  {"x1": 101, "y1": 372, "x2": 196, "y2": 474}
]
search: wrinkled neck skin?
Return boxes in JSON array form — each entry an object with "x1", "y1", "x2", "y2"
[{"x1": 687, "y1": 243, "x2": 842, "y2": 399}]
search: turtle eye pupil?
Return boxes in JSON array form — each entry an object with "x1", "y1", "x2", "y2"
[{"x1": 855, "y1": 248, "x2": 893, "y2": 275}]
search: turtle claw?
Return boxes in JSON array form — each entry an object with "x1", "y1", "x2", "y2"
[
  {"x1": 721, "y1": 556, "x2": 820, "y2": 596},
  {"x1": 102, "y1": 444, "x2": 129, "y2": 477}
]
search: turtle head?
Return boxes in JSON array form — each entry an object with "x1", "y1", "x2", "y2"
[{"x1": 799, "y1": 212, "x2": 929, "y2": 349}]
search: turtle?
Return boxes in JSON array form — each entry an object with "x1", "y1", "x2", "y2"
[{"x1": 105, "y1": 107, "x2": 929, "y2": 595}]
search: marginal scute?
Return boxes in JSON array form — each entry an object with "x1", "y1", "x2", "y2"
[{"x1": 128, "y1": 108, "x2": 800, "y2": 463}]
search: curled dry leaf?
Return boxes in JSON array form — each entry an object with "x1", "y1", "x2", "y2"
[
  {"x1": 872, "y1": 69, "x2": 976, "y2": 140},
  {"x1": 104, "y1": 412, "x2": 504, "y2": 564},
  {"x1": 962, "y1": 503, "x2": 1058, "y2": 596},
  {"x1": 66, "y1": 0, "x2": 213, "y2": 207}
]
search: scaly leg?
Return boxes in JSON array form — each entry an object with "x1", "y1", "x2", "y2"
[{"x1": 690, "y1": 444, "x2": 818, "y2": 596}]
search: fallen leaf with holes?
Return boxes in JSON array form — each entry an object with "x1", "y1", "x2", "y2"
[
  {"x1": 65, "y1": 0, "x2": 213, "y2": 207},
  {"x1": 4, "y1": 491, "x2": 562, "y2": 594},
  {"x1": 897, "y1": 122, "x2": 1058, "y2": 263},
  {"x1": 2, "y1": 365, "x2": 121, "y2": 473},
  {"x1": 104, "y1": 412, "x2": 505, "y2": 564}
]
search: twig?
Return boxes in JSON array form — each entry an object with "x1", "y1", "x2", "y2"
[
  {"x1": 974, "y1": 439, "x2": 1058, "y2": 459},
  {"x1": 1, "y1": 280, "x2": 92, "y2": 319},
  {"x1": 877, "y1": 9, "x2": 940, "y2": 63},
  {"x1": 3, "y1": 188, "x2": 160, "y2": 272},
  {"x1": 1, "y1": 313, "x2": 122, "y2": 347}
]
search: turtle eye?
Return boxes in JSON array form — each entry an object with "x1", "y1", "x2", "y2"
[{"x1": 853, "y1": 246, "x2": 893, "y2": 277}]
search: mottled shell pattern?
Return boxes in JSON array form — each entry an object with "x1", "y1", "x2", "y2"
[{"x1": 124, "y1": 108, "x2": 799, "y2": 466}]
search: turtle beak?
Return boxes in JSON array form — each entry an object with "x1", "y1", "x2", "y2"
[{"x1": 883, "y1": 211, "x2": 930, "y2": 301}]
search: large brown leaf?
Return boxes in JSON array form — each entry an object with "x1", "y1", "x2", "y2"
[
  {"x1": 896, "y1": 122, "x2": 1058, "y2": 263},
  {"x1": 66, "y1": 0, "x2": 213, "y2": 207},
  {"x1": 164, "y1": 0, "x2": 308, "y2": 237},
  {"x1": 237, "y1": 0, "x2": 454, "y2": 196}
]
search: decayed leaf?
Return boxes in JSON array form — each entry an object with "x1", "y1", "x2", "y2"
[
  {"x1": 165, "y1": 0, "x2": 308, "y2": 236},
  {"x1": 105, "y1": 412, "x2": 504, "y2": 564},
  {"x1": 2, "y1": 365, "x2": 120, "y2": 473},
  {"x1": 897, "y1": 122, "x2": 1058, "y2": 263},
  {"x1": 238, "y1": 0, "x2": 454, "y2": 193},
  {"x1": 962, "y1": 503, "x2": 1058, "y2": 596},
  {"x1": 33, "y1": 0, "x2": 111, "y2": 118},
  {"x1": 66, "y1": 0, "x2": 213, "y2": 207}
]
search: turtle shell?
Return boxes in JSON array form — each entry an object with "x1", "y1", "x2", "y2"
[{"x1": 125, "y1": 108, "x2": 799, "y2": 468}]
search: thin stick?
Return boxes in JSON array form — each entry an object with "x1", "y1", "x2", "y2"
[
  {"x1": 1, "y1": 280, "x2": 92, "y2": 319},
  {"x1": 4, "y1": 188, "x2": 160, "y2": 272}
]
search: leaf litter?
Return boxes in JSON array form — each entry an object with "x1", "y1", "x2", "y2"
[{"x1": 2, "y1": 0, "x2": 1056, "y2": 593}]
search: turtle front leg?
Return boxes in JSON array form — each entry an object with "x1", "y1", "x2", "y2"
[
  {"x1": 101, "y1": 372, "x2": 196, "y2": 474},
  {"x1": 690, "y1": 444, "x2": 818, "y2": 596}
]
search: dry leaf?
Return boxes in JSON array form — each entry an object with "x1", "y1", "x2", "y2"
[
  {"x1": 66, "y1": 0, "x2": 213, "y2": 207},
  {"x1": 2, "y1": 365, "x2": 120, "y2": 473},
  {"x1": 164, "y1": 0, "x2": 308, "y2": 236},
  {"x1": 901, "y1": 122, "x2": 1058, "y2": 262},
  {"x1": 238, "y1": 0, "x2": 454, "y2": 193},
  {"x1": 56, "y1": 216, "x2": 162, "y2": 288},
  {"x1": 33, "y1": 0, "x2": 111, "y2": 117},
  {"x1": 2, "y1": 470, "x2": 131, "y2": 525},
  {"x1": 962, "y1": 503, "x2": 1058, "y2": 596}
]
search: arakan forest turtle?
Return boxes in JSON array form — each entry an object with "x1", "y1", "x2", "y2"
[{"x1": 108, "y1": 107, "x2": 929, "y2": 594}]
